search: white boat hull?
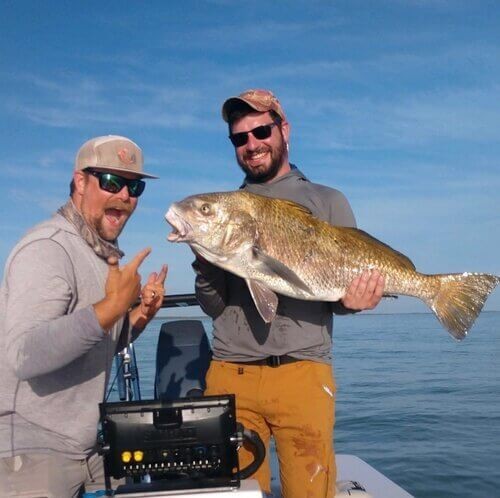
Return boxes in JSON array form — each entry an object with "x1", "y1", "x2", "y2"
[
  {"x1": 104, "y1": 454, "x2": 413, "y2": 498},
  {"x1": 336, "y1": 454, "x2": 413, "y2": 498}
]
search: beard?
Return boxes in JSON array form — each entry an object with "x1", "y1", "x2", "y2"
[
  {"x1": 94, "y1": 216, "x2": 127, "y2": 242},
  {"x1": 237, "y1": 134, "x2": 287, "y2": 183}
]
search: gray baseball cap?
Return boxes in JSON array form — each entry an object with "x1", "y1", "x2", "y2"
[{"x1": 74, "y1": 135, "x2": 158, "y2": 179}]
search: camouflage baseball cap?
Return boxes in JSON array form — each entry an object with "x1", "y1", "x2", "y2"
[
  {"x1": 74, "y1": 135, "x2": 158, "y2": 179},
  {"x1": 221, "y1": 89, "x2": 286, "y2": 123}
]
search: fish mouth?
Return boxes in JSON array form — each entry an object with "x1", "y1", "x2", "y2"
[{"x1": 165, "y1": 206, "x2": 193, "y2": 242}]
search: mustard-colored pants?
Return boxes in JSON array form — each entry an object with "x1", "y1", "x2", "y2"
[{"x1": 205, "y1": 360, "x2": 336, "y2": 498}]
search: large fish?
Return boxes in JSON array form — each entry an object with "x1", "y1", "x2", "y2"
[{"x1": 165, "y1": 191, "x2": 499, "y2": 340}]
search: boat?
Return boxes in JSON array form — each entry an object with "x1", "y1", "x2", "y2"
[{"x1": 97, "y1": 294, "x2": 414, "y2": 498}]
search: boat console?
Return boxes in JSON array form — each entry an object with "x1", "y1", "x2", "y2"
[{"x1": 99, "y1": 394, "x2": 265, "y2": 496}]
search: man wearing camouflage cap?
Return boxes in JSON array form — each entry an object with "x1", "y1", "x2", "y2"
[
  {"x1": 193, "y1": 90, "x2": 384, "y2": 497},
  {"x1": 0, "y1": 135, "x2": 167, "y2": 497}
]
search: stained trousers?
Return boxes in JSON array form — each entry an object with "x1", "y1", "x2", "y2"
[
  {"x1": 0, "y1": 451, "x2": 118, "y2": 498},
  {"x1": 205, "y1": 359, "x2": 336, "y2": 498}
]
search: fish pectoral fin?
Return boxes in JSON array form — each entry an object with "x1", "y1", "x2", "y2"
[
  {"x1": 246, "y1": 279, "x2": 279, "y2": 323},
  {"x1": 252, "y1": 247, "x2": 313, "y2": 295}
]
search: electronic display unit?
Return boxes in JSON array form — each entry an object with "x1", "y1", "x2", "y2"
[{"x1": 99, "y1": 395, "x2": 241, "y2": 494}]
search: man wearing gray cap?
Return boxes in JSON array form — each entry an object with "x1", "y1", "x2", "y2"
[
  {"x1": 0, "y1": 135, "x2": 167, "y2": 497},
  {"x1": 193, "y1": 90, "x2": 384, "y2": 497}
]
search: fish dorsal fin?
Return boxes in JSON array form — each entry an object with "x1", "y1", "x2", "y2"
[
  {"x1": 274, "y1": 198, "x2": 312, "y2": 217},
  {"x1": 252, "y1": 246, "x2": 314, "y2": 295},
  {"x1": 245, "y1": 279, "x2": 279, "y2": 323},
  {"x1": 343, "y1": 227, "x2": 416, "y2": 271}
]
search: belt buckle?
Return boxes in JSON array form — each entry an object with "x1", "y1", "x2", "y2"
[{"x1": 267, "y1": 356, "x2": 281, "y2": 368}]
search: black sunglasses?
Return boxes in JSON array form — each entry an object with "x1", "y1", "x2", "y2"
[
  {"x1": 229, "y1": 122, "x2": 278, "y2": 147},
  {"x1": 85, "y1": 169, "x2": 146, "y2": 198}
]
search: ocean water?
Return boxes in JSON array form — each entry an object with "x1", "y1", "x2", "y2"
[{"x1": 113, "y1": 311, "x2": 500, "y2": 498}]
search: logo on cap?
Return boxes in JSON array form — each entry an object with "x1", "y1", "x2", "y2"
[
  {"x1": 243, "y1": 89, "x2": 279, "y2": 107},
  {"x1": 118, "y1": 148, "x2": 136, "y2": 165}
]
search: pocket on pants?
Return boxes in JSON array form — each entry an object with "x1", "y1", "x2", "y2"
[
  {"x1": 311, "y1": 362, "x2": 336, "y2": 398},
  {"x1": 205, "y1": 361, "x2": 229, "y2": 394}
]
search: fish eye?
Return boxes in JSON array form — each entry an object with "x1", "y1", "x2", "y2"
[{"x1": 200, "y1": 203, "x2": 211, "y2": 215}]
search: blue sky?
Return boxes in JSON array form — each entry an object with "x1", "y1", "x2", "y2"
[{"x1": 1, "y1": 0, "x2": 499, "y2": 314}]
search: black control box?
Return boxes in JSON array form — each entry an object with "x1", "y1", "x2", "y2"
[{"x1": 99, "y1": 395, "x2": 240, "y2": 492}]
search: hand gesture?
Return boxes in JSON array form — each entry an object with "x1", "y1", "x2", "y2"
[
  {"x1": 139, "y1": 264, "x2": 168, "y2": 319},
  {"x1": 95, "y1": 248, "x2": 151, "y2": 331},
  {"x1": 341, "y1": 269, "x2": 384, "y2": 311}
]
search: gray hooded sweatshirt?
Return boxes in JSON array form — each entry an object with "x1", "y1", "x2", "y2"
[{"x1": 0, "y1": 213, "x2": 131, "y2": 460}]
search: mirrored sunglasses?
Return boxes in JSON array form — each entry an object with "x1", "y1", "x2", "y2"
[
  {"x1": 85, "y1": 169, "x2": 146, "y2": 198},
  {"x1": 229, "y1": 122, "x2": 278, "y2": 147}
]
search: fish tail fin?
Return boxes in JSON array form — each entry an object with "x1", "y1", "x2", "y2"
[{"x1": 424, "y1": 273, "x2": 499, "y2": 340}]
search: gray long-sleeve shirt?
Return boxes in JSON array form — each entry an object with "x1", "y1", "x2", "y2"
[
  {"x1": 0, "y1": 213, "x2": 130, "y2": 459},
  {"x1": 193, "y1": 167, "x2": 356, "y2": 364}
]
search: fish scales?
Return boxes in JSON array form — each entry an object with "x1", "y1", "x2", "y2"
[
  {"x1": 240, "y1": 194, "x2": 435, "y2": 300},
  {"x1": 166, "y1": 190, "x2": 499, "y2": 340}
]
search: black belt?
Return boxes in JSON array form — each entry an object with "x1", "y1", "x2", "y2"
[{"x1": 240, "y1": 355, "x2": 301, "y2": 368}]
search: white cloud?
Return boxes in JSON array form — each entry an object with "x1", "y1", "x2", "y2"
[
  {"x1": 7, "y1": 188, "x2": 62, "y2": 213},
  {"x1": 297, "y1": 83, "x2": 500, "y2": 150}
]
